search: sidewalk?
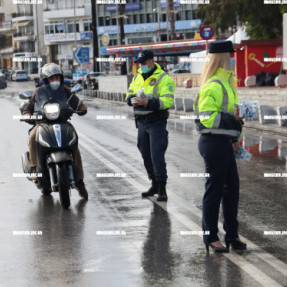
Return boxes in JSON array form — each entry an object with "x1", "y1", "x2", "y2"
[
  {"x1": 2, "y1": 82, "x2": 287, "y2": 138},
  {"x1": 80, "y1": 94, "x2": 287, "y2": 138}
]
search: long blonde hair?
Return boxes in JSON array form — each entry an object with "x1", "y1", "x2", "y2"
[{"x1": 200, "y1": 53, "x2": 236, "y2": 91}]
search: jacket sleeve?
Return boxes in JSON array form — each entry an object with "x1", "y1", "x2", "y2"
[
  {"x1": 125, "y1": 74, "x2": 138, "y2": 106},
  {"x1": 218, "y1": 113, "x2": 242, "y2": 131},
  {"x1": 22, "y1": 90, "x2": 37, "y2": 115}
]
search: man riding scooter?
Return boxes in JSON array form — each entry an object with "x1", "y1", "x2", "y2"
[{"x1": 22, "y1": 63, "x2": 89, "y2": 199}]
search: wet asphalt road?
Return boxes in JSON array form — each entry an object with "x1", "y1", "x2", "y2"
[{"x1": 0, "y1": 87, "x2": 287, "y2": 287}]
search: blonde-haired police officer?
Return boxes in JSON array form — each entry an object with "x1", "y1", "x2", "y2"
[{"x1": 194, "y1": 41, "x2": 247, "y2": 253}]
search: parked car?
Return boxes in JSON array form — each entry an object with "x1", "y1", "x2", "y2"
[
  {"x1": 0, "y1": 74, "x2": 7, "y2": 89},
  {"x1": 63, "y1": 69, "x2": 73, "y2": 79},
  {"x1": 34, "y1": 77, "x2": 74, "y2": 88},
  {"x1": 0, "y1": 69, "x2": 11, "y2": 80},
  {"x1": 83, "y1": 72, "x2": 107, "y2": 89},
  {"x1": 73, "y1": 70, "x2": 87, "y2": 83},
  {"x1": 12, "y1": 70, "x2": 29, "y2": 81},
  {"x1": 171, "y1": 69, "x2": 190, "y2": 74},
  {"x1": 6, "y1": 70, "x2": 13, "y2": 81}
]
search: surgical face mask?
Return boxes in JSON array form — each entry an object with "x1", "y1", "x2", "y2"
[
  {"x1": 50, "y1": 81, "x2": 60, "y2": 90},
  {"x1": 141, "y1": 65, "x2": 151, "y2": 73}
]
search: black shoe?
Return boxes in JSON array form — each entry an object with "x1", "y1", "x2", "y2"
[
  {"x1": 30, "y1": 166, "x2": 38, "y2": 183},
  {"x1": 157, "y1": 181, "x2": 167, "y2": 202},
  {"x1": 141, "y1": 180, "x2": 158, "y2": 197},
  {"x1": 205, "y1": 243, "x2": 229, "y2": 253},
  {"x1": 75, "y1": 180, "x2": 88, "y2": 199},
  {"x1": 225, "y1": 238, "x2": 247, "y2": 250}
]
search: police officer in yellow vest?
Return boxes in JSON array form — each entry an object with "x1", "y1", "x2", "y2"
[
  {"x1": 194, "y1": 41, "x2": 247, "y2": 253},
  {"x1": 126, "y1": 50, "x2": 175, "y2": 201}
]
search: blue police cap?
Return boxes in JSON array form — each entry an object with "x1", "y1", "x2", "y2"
[
  {"x1": 136, "y1": 50, "x2": 154, "y2": 63},
  {"x1": 209, "y1": 41, "x2": 236, "y2": 54}
]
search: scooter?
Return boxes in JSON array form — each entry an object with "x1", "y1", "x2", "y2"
[{"x1": 19, "y1": 84, "x2": 84, "y2": 209}]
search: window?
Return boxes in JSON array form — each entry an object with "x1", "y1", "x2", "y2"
[
  {"x1": 99, "y1": 17, "x2": 104, "y2": 26},
  {"x1": 84, "y1": 22, "x2": 92, "y2": 31},
  {"x1": 185, "y1": 10, "x2": 191, "y2": 20},
  {"x1": 139, "y1": 14, "x2": 145, "y2": 23},
  {"x1": 125, "y1": 15, "x2": 131, "y2": 24},
  {"x1": 133, "y1": 14, "x2": 138, "y2": 24},
  {"x1": 111, "y1": 18, "x2": 116, "y2": 25},
  {"x1": 50, "y1": 25, "x2": 55, "y2": 34},
  {"x1": 147, "y1": 14, "x2": 152, "y2": 23},
  {"x1": 67, "y1": 23, "x2": 79, "y2": 33}
]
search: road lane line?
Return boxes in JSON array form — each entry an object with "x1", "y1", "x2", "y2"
[
  {"x1": 78, "y1": 137, "x2": 284, "y2": 287},
  {"x1": 78, "y1": 131, "x2": 287, "y2": 278}
]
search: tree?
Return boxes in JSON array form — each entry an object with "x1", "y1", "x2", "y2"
[
  {"x1": 168, "y1": 0, "x2": 175, "y2": 40},
  {"x1": 196, "y1": 0, "x2": 287, "y2": 39}
]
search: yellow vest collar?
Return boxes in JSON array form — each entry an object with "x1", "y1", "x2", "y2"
[{"x1": 212, "y1": 67, "x2": 235, "y2": 82}]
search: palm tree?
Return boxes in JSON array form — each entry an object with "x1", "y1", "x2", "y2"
[
  {"x1": 118, "y1": 4, "x2": 127, "y2": 75},
  {"x1": 167, "y1": 0, "x2": 175, "y2": 40}
]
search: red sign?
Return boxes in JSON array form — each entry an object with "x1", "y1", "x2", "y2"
[{"x1": 199, "y1": 26, "x2": 214, "y2": 40}]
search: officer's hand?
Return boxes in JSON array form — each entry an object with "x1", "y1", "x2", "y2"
[
  {"x1": 234, "y1": 107, "x2": 244, "y2": 121},
  {"x1": 134, "y1": 97, "x2": 148, "y2": 107}
]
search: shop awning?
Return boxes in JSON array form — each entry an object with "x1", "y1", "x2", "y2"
[{"x1": 102, "y1": 39, "x2": 216, "y2": 57}]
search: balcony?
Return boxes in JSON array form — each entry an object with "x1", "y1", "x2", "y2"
[
  {"x1": 0, "y1": 46, "x2": 14, "y2": 54},
  {"x1": 0, "y1": 21, "x2": 15, "y2": 33},
  {"x1": 14, "y1": 47, "x2": 35, "y2": 53},
  {"x1": 13, "y1": 32, "x2": 35, "y2": 42},
  {"x1": 12, "y1": 12, "x2": 33, "y2": 22},
  {"x1": 43, "y1": 6, "x2": 91, "y2": 20}
]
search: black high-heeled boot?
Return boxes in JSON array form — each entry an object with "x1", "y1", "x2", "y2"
[
  {"x1": 205, "y1": 243, "x2": 229, "y2": 253},
  {"x1": 225, "y1": 238, "x2": 247, "y2": 250}
]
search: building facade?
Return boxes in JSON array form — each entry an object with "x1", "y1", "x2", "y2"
[
  {"x1": 0, "y1": 0, "x2": 45, "y2": 74},
  {"x1": 43, "y1": 0, "x2": 199, "y2": 72}
]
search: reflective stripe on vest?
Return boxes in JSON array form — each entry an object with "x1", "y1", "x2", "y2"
[
  {"x1": 194, "y1": 79, "x2": 229, "y2": 117},
  {"x1": 152, "y1": 72, "x2": 167, "y2": 98},
  {"x1": 199, "y1": 128, "x2": 240, "y2": 137}
]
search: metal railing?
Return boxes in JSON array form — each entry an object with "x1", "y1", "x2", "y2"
[{"x1": 12, "y1": 12, "x2": 33, "y2": 18}]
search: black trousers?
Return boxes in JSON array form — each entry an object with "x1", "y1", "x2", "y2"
[
  {"x1": 198, "y1": 134, "x2": 239, "y2": 244},
  {"x1": 137, "y1": 119, "x2": 168, "y2": 182}
]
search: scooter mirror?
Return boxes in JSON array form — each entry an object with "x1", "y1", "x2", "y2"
[
  {"x1": 19, "y1": 91, "x2": 32, "y2": 99},
  {"x1": 71, "y1": 84, "x2": 82, "y2": 93}
]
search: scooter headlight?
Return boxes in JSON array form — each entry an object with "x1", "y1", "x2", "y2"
[{"x1": 44, "y1": 103, "x2": 60, "y2": 120}]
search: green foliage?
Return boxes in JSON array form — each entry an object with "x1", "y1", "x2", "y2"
[{"x1": 196, "y1": 0, "x2": 285, "y2": 39}]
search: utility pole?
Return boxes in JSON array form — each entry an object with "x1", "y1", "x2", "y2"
[
  {"x1": 118, "y1": 4, "x2": 127, "y2": 75},
  {"x1": 91, "y1": 0, "x2": 100, "y2": 72}
]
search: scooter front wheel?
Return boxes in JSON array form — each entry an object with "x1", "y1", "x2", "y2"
[{"x1": 56, "y1": 163, "x2": 70, "y2": 209}]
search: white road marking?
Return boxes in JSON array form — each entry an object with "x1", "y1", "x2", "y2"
[{"x1": 78, "y1": 132, "x2": 286, "y2": 287}]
